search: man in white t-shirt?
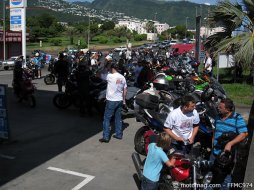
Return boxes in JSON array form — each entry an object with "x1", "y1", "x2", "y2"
[
  {"x1": 204, "y1": 51, "x2": 213, "y2": 76},
  {"x1": 164, "y1": 95, "x2": 200, "y2": 153},
  {"x1": 99, "y1": 62, "x2": 127, "y2": 143}
]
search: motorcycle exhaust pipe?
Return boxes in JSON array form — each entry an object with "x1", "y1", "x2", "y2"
[{"x1": 131, "y1": 152, "x2": 143, "y2": 181}]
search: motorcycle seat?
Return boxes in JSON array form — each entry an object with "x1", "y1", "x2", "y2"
[{"x1": 146, "y1": 109, "x2": 167, "y2": 126}]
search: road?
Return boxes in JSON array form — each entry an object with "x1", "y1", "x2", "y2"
[
  {"x1": 0, "y1": 68, "x2": 141, "y2": 190},
  {"x1": 0, "y1": 68, "x2": 252, "y2": 190}
]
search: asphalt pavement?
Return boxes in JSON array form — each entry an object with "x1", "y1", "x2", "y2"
[{"x1": 0, "y1": 68, "x2": 253, "y2": 190}]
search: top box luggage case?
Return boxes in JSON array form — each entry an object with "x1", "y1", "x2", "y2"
[{"x1": 135, "y1": 93, "x2": 159, "y2": 110}]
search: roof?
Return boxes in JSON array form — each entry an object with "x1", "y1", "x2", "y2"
[{"x1": 171, "y1": 43, "x2": 204, "y2": 54}]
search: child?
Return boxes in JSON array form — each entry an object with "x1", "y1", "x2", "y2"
[{"x1": 141, "y1": 132, "x2": 176, "y2": 190}]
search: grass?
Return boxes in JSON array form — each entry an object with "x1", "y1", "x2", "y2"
[{"x1": 223, "y1": 83, "x2": 254, "y2": 105}]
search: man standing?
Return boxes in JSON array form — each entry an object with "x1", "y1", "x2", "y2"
[
  {"x1": 164, "y1": 95, "x2": 200, "y2": 154},
  {"x1": 204, "y1": 51, "x2": 213, "y2": 76},
  {"x1": 54, "y1": 53, "x2": 69, "y2": 92},
  {"x1": 99, "y1": 62, "x2": 127, "y2": 143},
  {"x1": 208, "y1": 98, "x2": 248, "y2": 190}
]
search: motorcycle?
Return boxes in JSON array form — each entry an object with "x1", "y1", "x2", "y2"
[
  {"x1": 13, "y1": 69, "x2": 36, "y2": 108},
  {"x1": 132, "y1": 151, "x2": 213, "y2": 190},
  {"x1": 53, "y1": 70, "x2": 82, "y2": 109},
  {"x1": 134, "y1": 88, "x2": 217, "y2": 159}
]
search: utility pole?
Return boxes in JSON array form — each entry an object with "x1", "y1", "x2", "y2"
[
  {"x1": 185, "y1": 17, "x2": 189, "y2": 39},
  {"x1": 154, "y1": 12, "x2": 157, "y2": 42},
  {"x1": 3, "y1": 0, "x2": 6, "y2": 61},
  {"x1": 88, "y1": 15, "x2": 90, "y2": 50}
]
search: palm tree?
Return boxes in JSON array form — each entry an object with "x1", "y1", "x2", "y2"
[{"x1": 204, "y1": 0, "x2": 254, "y2": 84}]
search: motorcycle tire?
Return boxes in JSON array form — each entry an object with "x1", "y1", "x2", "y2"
[
  {"x1": 134, "y1": 126, "x2": 149, "y2": 156},
  {"x1": 44, "y1": 74, "x2": 55, "y2": 85},
  {"x1": 28, "y1": 95, "x2": 36, "y2": 108},
  {"x1": 53, "y1": 93, "x2": 72, "y2": 109}
]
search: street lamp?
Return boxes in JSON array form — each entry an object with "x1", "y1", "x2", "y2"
[{"x1": 185, "y1": 17, "x2": 189, "y2": 39}]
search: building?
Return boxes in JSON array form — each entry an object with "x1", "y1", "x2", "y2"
[
  {"x1": 200, "y1": 26, "x2": 225, "y2": 38},
  {"x1": 0, "y1": 30, "x2": 29, "y2": 60},
  {"x1": 116, "y1": 20, "x2": 169, "y2": 35},
  {"x1": 154, "y1": 23, "x2": 169, "y2": 34}
]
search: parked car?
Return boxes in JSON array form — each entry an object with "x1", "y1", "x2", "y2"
[
  {"x1": 2, "y1": 56, "x2": 19, "y2": 70},
  {"x1": 169, "y1": 39, "x2": 178, "y2": 45},
  {"x1": 114, "y1": 46, "x2": 127, "y2": 52}
]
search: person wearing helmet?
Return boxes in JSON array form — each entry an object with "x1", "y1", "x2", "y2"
[
  {"x1": 75, "y1": 62, "x2": 92, "y2": 116},
  {"x1": 99, "y1": 62, "x2": 127, "y2": 143},
  {"x1": 32, "y1": 53, "x2": 42, "y2": 78},
  {"x1": 206, "y1": 98, "x2": 248, "y2": 190},
  {"x1": 13, "y1": 56, "x2": 24, "y2": 96},
  {"x1": 54, "y1": 53, "x2": 69, "y2": 92}
]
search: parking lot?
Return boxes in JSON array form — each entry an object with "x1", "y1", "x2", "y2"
[{"x1": 0, "y1": 68, "x2": 253, "y2": 190}]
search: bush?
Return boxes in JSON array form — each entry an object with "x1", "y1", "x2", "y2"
[
  {"x1": 112, "y1": 36, "x2": 122, "y2": 43},
  {"x1": 134, "y1": 34, "x2": 147, "y2": 41},
  {"x1": 120, "y1": 36, "x2": 127, "y2": 42},
  {"x1": 98, "y1": 36, "x2": 108, "y2": 44},
  {"x1": 50, "y1": 39, "x2": 62, "y2": 46}
]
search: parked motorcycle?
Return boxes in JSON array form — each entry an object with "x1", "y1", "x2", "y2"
[
  {"x1": 132, "y1": 151, "x2": 213, "y2": 190},
  {"x1": 13, "y1": 69, "x2": 36, "y2": 108},
  {"x1": 53, "y1": 71, "x2": 82, "y2": 109}
]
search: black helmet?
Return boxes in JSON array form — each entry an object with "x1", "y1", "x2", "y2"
[
  {"x1": 110, "y1": 62, "x2": 119, "y2": 70},
  {"x1": 214, "y1": 151, "x2": 234, "y2": 169},
  {"x1": 201, "y1": 87, "x2": 214, "y2": 102}
]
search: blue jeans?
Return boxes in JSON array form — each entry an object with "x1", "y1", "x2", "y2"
[
  {"x1": 141, "y1": 176, "x2": 158, "y2": 190},
  {"x1": 102, "y1": 100, "x2": 123, "y2": 140},
  {"x1": 205, "y1": 153, "x2": 232, "y2": 190}
]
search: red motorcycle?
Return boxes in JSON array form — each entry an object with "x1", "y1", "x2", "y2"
[{"x1": 132, "y1": 151, "x2": 213, "y2": 190}]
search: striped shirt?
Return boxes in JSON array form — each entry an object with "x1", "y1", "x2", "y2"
[{"x1": 213, "y1": 112, "x2": 248, "y2": 155}]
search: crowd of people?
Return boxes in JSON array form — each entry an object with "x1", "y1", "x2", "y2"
[{"x1": 12, "y1": 46, "x2": 249, "y2": 190}]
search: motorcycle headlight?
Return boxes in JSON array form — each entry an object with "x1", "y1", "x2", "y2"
[{"x1": 203, "y1": 172, "x2": 213, "y2": 185}]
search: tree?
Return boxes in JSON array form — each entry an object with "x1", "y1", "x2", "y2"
[
  {"x1": 205, "y1": 0, "x2": 254, "y2": 84},
  {"x1": 101, "y1": 21, "x2": 115, "y2": 31},
  {"x1": 144, "y1": 21, "x2": 155, "y2": 33}
]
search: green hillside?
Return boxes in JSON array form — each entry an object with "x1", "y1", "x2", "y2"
[
  {"x1": 89, "y1": 0, "x2": 212, "y2": 27},
  {"x1": 0, "y1": 0, "x2": 212, "y2": 27}
]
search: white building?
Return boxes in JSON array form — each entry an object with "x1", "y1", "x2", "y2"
[
  {"x1": 116, "y1": 20, "x2": 169, "y2": 35},
  {"x1": 154, "y1": 23, "x2": 169, "y2": 34},
  {"x1": 200, "y1": 26, "x2": 225, "y2": 37}
]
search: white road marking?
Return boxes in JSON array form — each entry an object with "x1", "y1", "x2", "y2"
[
  {"x1": 0, "y1": 154, "x2": 15, "y2": 160},
  {"x1": 47, "y1": 166, "x2": 95, "y2": 190}
]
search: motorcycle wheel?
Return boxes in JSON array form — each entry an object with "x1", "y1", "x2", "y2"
[
  {"x1": 53, "y1": 93, "x2": 71, "y2": 109},
  {"x1": 44, "y1": 74, "x2": 55, "y2": 85},
  {"x1": 134, "y1": 126, "x2": 149, "y2": 156},
  {"x1": 28, "y1": 95, "x2": 36, "y2": 108}
]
